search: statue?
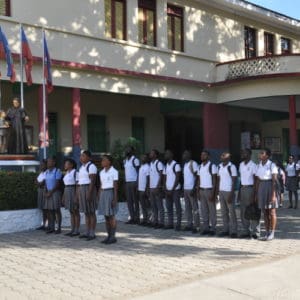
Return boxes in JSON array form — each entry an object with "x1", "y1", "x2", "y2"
[
  {"x1": 0, "y1": 110, "x2": 9, "y2": 153},
  {"x1": 5, "y1": 97, "x2": 29, "y2": 154}
]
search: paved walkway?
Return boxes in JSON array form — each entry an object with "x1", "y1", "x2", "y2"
[{"x1": 0, "y1": 207, "x2": 299, "y2": 300}]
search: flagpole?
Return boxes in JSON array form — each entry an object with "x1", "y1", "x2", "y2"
[
  {"x1": 19, "y1": 24, "x2": 24, "y2": 108},
  {"x1": 42, "y1": 29, "x2": 47, "y2": 160}
]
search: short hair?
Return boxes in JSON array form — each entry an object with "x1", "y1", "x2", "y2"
[
  {"x1": 262, "y1": 148, "x2": 271, "y2": 157},
  {"x1": 102, "y1": 154, "x2": 113, "y2": 164},
  {"x1": 289, "y1": 154, "x2": 295, "y2": 158},
  {"x1": 64, "y1": 158, "x2": 77, "y2": 169},
  {"x1": 202, "y1": 149, "x2": 210, "y2": 156},
  {"x1": 47, "y1": 155, "x2": 56, "y2": 161},
  {"x1": 82, "y1": 150, "x2": 92, "y2": 158},
  {"x1": 245, "y1": 148, "x2": 252, "y2": 156},
  {"x1": 12, "y1": 96, "x2": 20, "y2": 102},
  {"x1": 151, "y1": 149, "x2": 159, "y2": 157}
]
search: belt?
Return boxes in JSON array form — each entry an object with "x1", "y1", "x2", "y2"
[
  {"x1": 241, "y1": 185, "x2": 254, "y2": 188},
  {"x1": 287, "y1": 176, "x2": 297, "y2": 178},
  {"x1": 199, "y1": 188, "x2": 212, "y2": 190},
  {"x1": 259, "y1": 179, "x2": 272, "y2": 182},
  {"x1": 65, "y1": 185, "x2": 76, "y2": 187},
  {"x1": 101, "y1": 188, "x2": 114, "y2": 191},
  {"x1": 79, "y1": 184, "x2": 90, "y2": 186}
]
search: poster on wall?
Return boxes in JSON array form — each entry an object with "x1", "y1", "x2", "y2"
[
  {"x1": 264, "y1": 137, "x2": 281, "y2": 153},
  {"x1": 251, "y1": 132, "x2": 261, "y2": 149},
  {"x1": 241, "y1": 131, "x2": 251, "y2": 149}
]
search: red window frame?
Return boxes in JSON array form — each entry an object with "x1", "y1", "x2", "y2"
[
  {"x1": 138, "y1": 0, "x2": 156, "y2": 46},
  {"x1": 108, "y1": 0, "x2": 127, "y2": 40},
  {"x1": 264, "y1": 32, "x2": 274, "y2": 56},
  {"x1": 244, "y1": 26, "x2": 257, "y2": 59},
  {"x1": 281, "y1": 37, "x2": 291, "y2": 54},
  {"x1": 167, "y1": 4, "x2": 184, "y2": 52}
]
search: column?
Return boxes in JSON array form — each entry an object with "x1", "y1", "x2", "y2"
[
  {"x1": 156, "y1": 0, "x2": 168, "y2": 49},
  {"x1": 72, "y1": 88, "x2": 81, "y2": 165},
  {"x1": 38, "y1": 85, "x2": 48, "y2": 160},
  {"x1": 203, "y1": 103, "x2": 229, "y2": 163},
  {"x1": 127, "y1": 0, "x2": 139, "y2": 43},
  {"x1": 289, "y1": 95, "x2": 299, "y2": 157}
]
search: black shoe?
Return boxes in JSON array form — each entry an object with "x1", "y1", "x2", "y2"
[
  {"x1": 218, "y1": 231, "x2": 230, "y2": 237},
  {"x1": 125, "y1": 220, "x2": 135, "y2": 224},
  {"x1": 46, "y1": 229, "x2": 55, "y2": 234},
  {"x1": 230, "y1": 233, "x2": 238, "y2": 239},
  {"x1": 106, "y1": 237, "x2": 117, "y2": 244},
  {"x1": 164, "y1": 225, "x2": 174, "y2": 230},
  {"x1": 101, "y1": 236, "x2": 110, "y2": 244},
  {"x1": 209, "y1": 231, "x2": 216, "y2": 236},
  {"x1": 175, "y1": 225, "x2": 181, "y2": 231},
  {"x1": 70, "y1": 232, "x2": 80, "y2": 237},
  {"x1": 201, "y1": 230, "x2": 211, "y2": 235},
  {"x1": 36, "y1": 226, "x2": 45, "y2": 230},
  {"x1": 192, "y1": 228, "x2": 198, "y2": 234},
  {"x1": 183, "y1": 226, "x2": 193, "y2": 231},
  {"x1": 252, "y1": 234, "x2": 259, "y2": 240},
  {"x1": 64, "y1": 231, "x2": 74, "y2": 236},
  {"x1": 288, "y1": 205, "x2": 293, "y2": 209},
  {"x1": 140, "y1": 221, "x2": 147, "y2": 226},
  {"x1": 86, "y1": 235, "x2": 96, "y2": 241},
  {"x1": 155, "y1": 224, "x2": 164, "y2": 229},
  {"x1": 55, "y1": 229, "x2": 61, "y2": 234},
  {"x1": 239, "y1": 233, "x2": 251, "y2": 239},
  {"x1": 79, "y1": 234, "x2": 89, "y2": 239}
]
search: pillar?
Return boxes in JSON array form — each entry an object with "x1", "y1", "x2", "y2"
[
  {"x1": 203, "y1": 103, "x2": 229, "y2": 163},
  {"x1": 72, "y1": 88, "x2": 81, "y2": 166},
  {"x1": 38, "y1": 85, "x2": 49, "y2": 160},
  {"x1": 289, "y1": 95, "x2": 299, "y2": 157}
]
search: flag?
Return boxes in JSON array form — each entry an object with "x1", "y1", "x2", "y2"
[
  {"x1": 43, "y1": 34, "x2": 53, "y2": 93},
  {"x1": 0, "y1": 26, "x2": 16, "y2": 82},
  {"x1": 21, "y1": 27, "x2": 33, "y2": 86}
]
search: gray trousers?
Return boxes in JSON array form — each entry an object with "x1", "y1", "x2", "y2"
[
  {"x1": 126, "y1": 182, "x2": 139, "y2": 221},
  {"x1": 184, "y1": 190, "x2": 200, "y2": 228},
  {"x1": 139, "y1": 191, "x2": 151, "y2": 222},
  {"x1": 240, "y1": 186, "x2": 260, "y2": 235},
  {"x1": 149, "y1": 188, "x2": 164, "y2": 225},
  {"x1": 219, "y1": 191, "x2": 238, "y2": 234},
  {"x1": 199, "y1": 189, "x2": 217, "y2": 231},
  {"x1": 166, "y1": 190, "x2": 182, "y2": 227}
]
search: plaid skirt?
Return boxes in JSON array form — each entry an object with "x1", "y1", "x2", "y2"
[
  {"x1": 79, "y1": 185, "x2": 97, "y2": 214},
  {"x1": 43, "y1": 190, "x2": 62, "y2": 210},
  {"x1": 98, "y1": 189, "x2": 118, "y2": 216},
  {"x1": 64, "y1": 186, "x2": 78, "y2": 212},
  {"x1": 37, "y1": 187, "x2": 45, "y2": 210},
  {"x1": 257, "y1": 180, "x2": 278, "y2": 210}
]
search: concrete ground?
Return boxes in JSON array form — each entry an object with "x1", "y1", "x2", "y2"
[{"x1": 0, "y1": 205, "x2": 299, "y2": 300}]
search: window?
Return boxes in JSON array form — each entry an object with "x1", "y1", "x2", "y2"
[
  {"x1": 264, "y1": 32, "x2": 274, "y2": 56},
  {"x1": 138, "y1": 0, "x2": 156, "y2": 46},
  {"x1": 244, "y1": 26, "x2": 256, "y2": 58},
  {"x1": 132, "y1": 117, "x2": 145, "y2": 152},
  {"x1": 281, "y1": 37, "x2": 291, "y2": 54},
  {"x1": 167, "y1": 5, "x2": 184, "y2": 52},
  {"x1": 105, "y1": 0, "x2": 126, "y2": 40},
  {"x1": 87, "y1": 115, "x2": 107, "y2": 153},
  {"x1": 0, "y1": 0, "x2": 10, "y2": 16}
]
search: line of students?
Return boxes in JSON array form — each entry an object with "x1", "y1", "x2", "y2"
[{"x1": 124, "y1": 147, "x2": 286, "y2": 241}]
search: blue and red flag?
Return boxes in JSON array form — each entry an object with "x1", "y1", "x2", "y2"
[
  {"x1": 0, "y1": 26, "x2": 16, "y2": 82},
  {"x1": 21, "y1": 27, "x2": 33, "y2": 86},
  {"x1": 43, "y1": 34, "x2": 53, "y2": 93}
]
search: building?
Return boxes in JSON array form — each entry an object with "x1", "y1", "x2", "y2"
[{"x1": 0, "y1": 0, "x2": 299, "y2": 163}]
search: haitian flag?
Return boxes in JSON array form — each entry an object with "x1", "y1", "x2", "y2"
[
  {"x1": 21, "y1": 27, "x2": 33, "y2": 86},
  {"x1": 43, "y1": 34, "x2": 53, "y2": 93},
  {"x1": 0, "y1": 27, "x2": 16, "y2": 82}
]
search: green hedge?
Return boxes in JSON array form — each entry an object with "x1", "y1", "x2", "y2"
[{"x1": 0, "y1": 172, "x2": 37, "y2": 211}]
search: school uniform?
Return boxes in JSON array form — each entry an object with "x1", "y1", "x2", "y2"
[
  {"x1": 78, "y1": 162, "x2": 98, "y2": 214},
  {"x1": 163, "y1": 160, "x2": 182, "y2": 228},
  {"x1": 183, "y1": 160, "x2": 199, "y2": 229},
  {"x1": 37, "y1": 171, "x2": 46, "y2": 210},
  {"x1": 218, "y1": 162, "x2": 238, "y2": 234},
  {"x1": 98, "y1": 166, "x2": 119, "y2": 216},
  {"x1": 149, "y1": 159, "x2": 165, "y2": 226},
  {"x1": 198, "y1": 161, "x2": 218, "y2": 232},
  {"x1": 63, "y1": 169, "x2": 78, "y2": 212},
  {"x1": 138, "y1": 163, "x2": 150, "y2": 223},
  {"x1": 239, "y1": 160, "x2": 260, "y2": 236},
  {"x1": 256, "y1": 160, "x2": 278, "y2": 209},
  {"x1": 44, "y1": 168, "x2": 62, "y2": 211},
  {"x1": 124, "y1": 156, "x2": 140, "y2": 222},
  {"x1": 285, "y1": 162, "x2": 299, "y2": 192}
]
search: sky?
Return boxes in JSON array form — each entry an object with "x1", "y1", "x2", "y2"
[{"x1": 247, "y1": 0, "x2": 300, "y2": 20}]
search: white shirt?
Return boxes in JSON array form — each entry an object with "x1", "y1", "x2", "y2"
[
  {"x1": 285, "y1": 162, "x2": 299, "y2": 177},
  {"x1": 63, "y1": 169, "x2": 77, "y2": 185},
  {"x1": 124, "y1": 156, "x2": 140, "y2": 182},
  {"x1": 239, "y1": 160, "x2": 257, "y2": 185},
  {"x1": 150, "y1": 160, "x2": 164, "y2": 189},
  {"x1": 183, "y1": 160, "x2": 198, "y2": 190},
  {"x1": 163, "y1": 160, "x2": 181, "y2": 191},
  {"x1": 218, "y1": 162, "x2": 238, "y2": 192},
  {"x1": 100, "y1": 166, "x2": 118, "y2": 189},
  {"x1": 198, "y1": 161, "x2": 217, "y2": 189},
  {"x1": 37, "y1": 171, "x2": 46, "y2": 183},
  {"x1": 78, "y1": 162, "x2": 97, "y2": 185},
  {"x1": 256, "y1": 160, "x2": 278, "y2": 180},
  {"x1": 138, "y1": 163, "x2": 150, "y2": 192}
]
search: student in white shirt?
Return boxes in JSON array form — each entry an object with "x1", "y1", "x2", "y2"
[
  {"x1": 285, "y1": 155, "x2": 299, "y2": 209},
  {"x1": 239, "y1": 149, "x2": 260, "y2": 239},
  {"x1": 63, "y1": 158, "x2": 80, "y2": 237},
  {"x1": 98, "y1": 155, "x2": 119, "y2": 244},
  {"x1": 255, "y1": 148, "x2": 278, "y2": 241},
  {"x1": 182, "y1": 150, "x2": 199, "y2": 233},
  {"x1": 124, "y1": 146, "x2": 140, "y2": 224},
  {"x1": 138, "y1": 154, "x2": 151, "y2": 225},
  {"x1": 149, "y1": 149, "x2": 165, "y2": 228},
  {"x1": 198, "y1": 150, "x2": 218, "y2": 236},
  {"x1": 163, "y1": 150, "x2": 182, "y2": 231},
  {"x1": 217, "y1": 152, "x2": 238, "y2": 238},
  {"x1": 78, "y1": 150, "x2": 98, "y2": 241}
]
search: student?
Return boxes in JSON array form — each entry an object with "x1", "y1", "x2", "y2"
[
  {"x1": 124, "y1": 146, "x2": 140, "y2": 224},
  {"x1": 138, "y1": 154, "x2": 151, "y2": 226},
  {"x1": 198, "y1": 150, "x2": 218, "y2": 236},
  {"x1": 36, "y1": 159, "x2": 48, "y2": 230},
  {"x1": 239, "y1": 149, "x2": 260, "y2": 239},
  {"x1": 274, "y1": 160, "x2": 286, "y2": 208},
  {"x1": 182, "y1": 150, "x2": 199, "y2": 233},
  {"x1": 98, "y1": 155, "x2": 118, "y2": 244},
  {"x1": 285, "y1": 155, "x2": 299, "y2": 209},
  {"x1": 149, "y1": 149, "x2": 165, "y2": 229},
  {"x1": 255, "y1": 148, "x2": 278, "y2": 241},
  {"x1": 63, "y1": 158, "x2": 80, "y2": 237},
  {"x1": 217, "y1": 152, "x2": 238, "y2": 238},
  {"x1": 78, "y1": 150, "x2": 98, "y2": 241},
  {"x1": 163, "y1": 150, "x2": 182, "y2": 231},
  {"x1": 44, "y1": 156, "x2": 63, "y2": 234}
]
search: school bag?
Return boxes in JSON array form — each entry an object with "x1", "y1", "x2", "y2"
[{"x1": 86, "y1": 162, "x2": 100, "y2": 191}]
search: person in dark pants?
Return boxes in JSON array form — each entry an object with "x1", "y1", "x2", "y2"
[
  {"x1": 124, "y1": 146, "x2": 140, "y2": 224},
  {"x1": 285, "y1": 155, "x2": 299, "y2": 209},
  {"x1": 163, "y1": 150, "x2": 182, "y2": 231}
]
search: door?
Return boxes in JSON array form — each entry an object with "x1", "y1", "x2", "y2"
[{"x1": 87, "y1": 115, "x2": 107, "y2": 153}]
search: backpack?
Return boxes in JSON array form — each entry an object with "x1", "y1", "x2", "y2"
[
  {"x1": 199, "y1": 162, "x2": 214, "y2": 176},
  {"x1": 123, "y1": 156, "x2": 139, "y2": 169},
  {"x1": 86, "y1": 162, "x2": 100, "y2": 191},
  {"x1": 166, "y1": 161, "x2": 182, "y2": 188}
]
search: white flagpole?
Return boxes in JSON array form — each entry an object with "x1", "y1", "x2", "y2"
[
  {"x1": 19, "y1": 24, "x2": 24, "y2": 108},
  {"x1": 42, "y1": 29, "x2": 47, "y2": 160}
]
